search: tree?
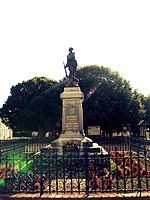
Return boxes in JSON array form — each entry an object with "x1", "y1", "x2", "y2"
[
  {"x1": 26, "y1": 80, "x2": 66, "y2": 137},
  {"x1": 0, "y1": 65, "x2": 147, "y2": 138},
  {"x1": 128, "y1": 90, "x2": 146, "y2": 134},
  {"x1": 143, "y1": 95, "x2": 150, "y2": 125},
  {"x1": 76, "y1": 65, "x2": 145, "y2": 135},
  {"x1": 0, "y1": 77, "x2": 64, "y2": 137}
]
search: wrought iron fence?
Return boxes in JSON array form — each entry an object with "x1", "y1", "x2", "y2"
[
  {"x1": 98, "y1": 136, "x2": 150, "y2": 152},
  {"x1": 0, "y1": 140, "x2": 150, "y2": 195}
]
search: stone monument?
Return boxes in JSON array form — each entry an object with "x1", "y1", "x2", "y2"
[{"x1": 51, "y1": 48, "x2": 107, "y2": 156}]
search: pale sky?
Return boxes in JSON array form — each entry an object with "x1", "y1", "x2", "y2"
[{"x1": 0, "y1": 0, "x2": 150, "y2": 107}]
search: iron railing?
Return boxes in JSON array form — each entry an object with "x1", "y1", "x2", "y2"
[{"x1": 0, "y1": 139, "x2": 149, "y2": 195}]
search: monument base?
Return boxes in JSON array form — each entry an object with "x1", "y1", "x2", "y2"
[
  {"x1": 50, "y1": 86, "x2": 93, "y2": 155},
  {"x1": 44, "y1": 85, "x2": 108, "y2": 156},
  {"x1": 43, "y1": 136, "x2": 108, "y2": 156},
  {"x1": 51, "y1": 133, "x2": 93, "y2": 155}
]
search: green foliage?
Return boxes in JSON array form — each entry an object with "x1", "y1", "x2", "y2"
[
  {"x1": 129, "y1": 90, "x2": 146, "y2": 133},
  {"x1": 76, "y1": 65, "x2": 134, "y2": 134},
  {"x1": 143, "y1": 95, "x2": 150, "y2": 125},
  {"x1": 0, "y1": 77, "x2": 63, "y2": 137},
  {"x1": 0, "y1": 65, "x2": 148, "y2": 137}
]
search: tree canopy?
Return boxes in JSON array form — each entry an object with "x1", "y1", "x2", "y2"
[
  {"x1": 0, "y1": 77, "x2": 65, "y2": 137},
  {"x1": 0, "y1": 65, "x2": 148, "y2": 137},
  {"x1": 143, "y1": 95, "x2": 150, "y2": 125},
  {"x1": 76, "y1": 65, "x2": 145, "y2": 134}
]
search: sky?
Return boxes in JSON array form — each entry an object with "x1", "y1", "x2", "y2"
[{"x1": 0, "y1": 0, "x2": 150, "y2": 107}]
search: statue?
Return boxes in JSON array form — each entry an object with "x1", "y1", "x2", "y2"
[
  {"x1": 64, "y1": 47, "x2": 79, "y2": 87},
  {"x1": 64, "y1": 47, "x2": 78, "y2": 78}
]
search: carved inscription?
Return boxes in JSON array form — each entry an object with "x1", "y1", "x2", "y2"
[
  {"x1": 65, "y1": 112, "x2": 79, "y2": 131},
  {"x1": 63, "y1": 101, "x2": 81, "y2": 108}
]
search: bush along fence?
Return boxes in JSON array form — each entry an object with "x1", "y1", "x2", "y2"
[{"x1": 0, "y1": 140, "x2": 150, "y2": 195}]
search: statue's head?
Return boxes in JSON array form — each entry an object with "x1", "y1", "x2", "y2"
[{"x1": 69, "y1": 47, "x2": 73, "y2": 52}]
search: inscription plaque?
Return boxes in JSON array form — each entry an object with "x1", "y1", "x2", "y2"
[
  {"x1": 60, "y1": 87, "x2": 84, "y2": 134},
  {"x1": 65, "y1": 108, "x2": 80, "y2": 132}
]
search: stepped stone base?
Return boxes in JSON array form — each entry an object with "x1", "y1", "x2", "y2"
[
  {"x1": 49, "y1": 85, "x2": 108, "y2": 156},
  {"x1": 50, "y1": 86, "x2": 92, "y2": 155}
]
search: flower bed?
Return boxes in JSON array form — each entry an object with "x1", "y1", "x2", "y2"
[
  {"x1": 0, "y1": 150, "x2": 150, "y2": 193},
  {"x1": 108, "y1": 151, "x2": 150, "y2": 191}
]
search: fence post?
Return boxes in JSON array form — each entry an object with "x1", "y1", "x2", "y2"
[
  {"x1": 144, "y1": 149, "x2": 148, "y2": 191},
  {"x1": 129, "y1": 147, "x2": 133, "y2": 192},
  {"x1": 115, "y1": 147, "x2": 119, "y2": 193},
  {"x1": 48, "y1": 154, "x2": 51, "y2": 194},
  {"x1": 5, "y1": 153, "x2": 8, "y2": 193},
  {"x1": 40, "y1": 152, "x2": 43, "y2": 196},
  {"x1": 137, "y1": 150, "x2": 141, "y2": 196},
  {"x1": 55, "y1": 152, "x2": 58, "y2": 194},
  {"x1": 62, "y1": 153, "x2": 65, "y2": 193},
  {"x1": 123, "y1": 147, "x2": 126, "y2": 193},
  {"x1": 85, "y1": 151, "x2": 89, "y2": 195}
]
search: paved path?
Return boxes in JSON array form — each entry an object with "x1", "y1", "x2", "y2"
[{"x1": 0, "y1": 192, "x2": 150, "y2": 200}]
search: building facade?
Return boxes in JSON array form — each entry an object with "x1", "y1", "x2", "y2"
[{"x1": 0, "y1": 118, "x2": 12, "y2": 139}]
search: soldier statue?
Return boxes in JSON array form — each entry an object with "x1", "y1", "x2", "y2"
[
  {"x1": 64, "y1": 47, "x2": 78, "y2": 78},
  {"x1": 64, "y1": 47, "x2": 79, "y2": 87}
]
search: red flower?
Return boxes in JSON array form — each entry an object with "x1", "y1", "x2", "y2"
[
  {"x1": 34, "y1": 182, "x2": 40, "y2": 190},
  {"x1": 37, "y1": 175, "x2": 40, "y2": 181},
  {"x1": 126, "y1": 157, "x2": 129, "y2": 161},
  {"x1": 110, "y1": 152, "x2": 115, "y2": 158},
  {"x1": 141, "y1": 168, "x2": 147, "y2": 176},
  {"x1": 125, "y1": 167, "x2": 130, "y2": 176},
  {"x1": 133, "y1": 161, "x2": 138, "y2": 166},
  {"x1": 90, "y1": 171, "x2": 95, "y2": 179},
  {"x1": 106, "y1": 178, "x2": 113, "y2": 190},
  {"x1": 147, "y1": 171, "x2": 150, "y2": 178},
  {"x1": 126, "y1": 167, "x2": 130, "y2": 172},
  {"x1": 103, "y1": 168, "x2": 108, "y2": 175},
  {"x1": 120, "y1": 162, "x2": 124, "y2": 168},
  {"x1": 0, "y1": 175, "x2": 3, "y2": 178},
  {"x1": 91, "y1": 175, "x2": 100, "y2": 188},
  {"x1": 133, "y1": 166, "x2": 138, "y2": 173},
  {"x1": 8, "y1": 163, "x2": 12, "y2": 170},
  {"x1": 117, "y1": 158, "x2": 123, "y2": 165},
  {"x1": 139, "y1": 163, "x2": 143, "y2": 170},
  {"x1": 95, "y1": 176, "x2": 100, "y2": 187},
  {"x1": 131, "y1": 173, "x2": 137, "y2": 178},
  {"x1": 126, "y1": 161, "x2": 130, "y2": 166},
  {"x1": 119, "y1": 173, "x2": 124, "y2": 179},
  {"x1": 117, "y1": 151, "x2": 123, "y2": 157},
  {"x1": 1, "y1": 166, "x2": 6, "y2": 175},
  {"x1": 1, "y1": 169, "x2": 5, "y2": 175},
  {"x1": 116, "y1": 168, "x2": 122, "y2": 177},
  {"x1": 8, "y1": 166, "x2": 13, "y2": 171},
  {"x1": 20, "y1": 182, "x2": 25, "y2": 188}
]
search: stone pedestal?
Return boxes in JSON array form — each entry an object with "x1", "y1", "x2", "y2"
[
  {"x1": 61, "y1": 87, "x2": 84, "y2": 138},
  {"x1": 51, "y1": 87, "x2": 89, "y2": 154},
  {"x1": 50, "y1": 86, "x2": 108, "y2": 156}
]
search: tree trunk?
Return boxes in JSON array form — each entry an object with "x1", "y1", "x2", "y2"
[{"x1": 38, "y1": 124, "x2": 45, "y2": 138}]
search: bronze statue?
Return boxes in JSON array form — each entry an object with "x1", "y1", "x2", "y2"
[
  {"x1": 64, "y1": 47, "x2": 79, "y2": 87},
  {"x1": 64, "y1": 47, "x2": 78, "y2": 78}
]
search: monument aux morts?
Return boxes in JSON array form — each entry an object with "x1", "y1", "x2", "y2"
[{"x1": 47, "y1": 48, "x2": 108, "y2": 155}]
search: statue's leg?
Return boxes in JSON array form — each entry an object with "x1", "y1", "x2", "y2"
[
  {"x1": 73, "y1": 66, "x2": 77, "y2": 77},
  {"x1": 69, "y1": 67, "x2": 73, "y2": 78}
]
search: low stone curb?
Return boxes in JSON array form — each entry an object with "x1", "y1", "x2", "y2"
[{"x1": 0, "y1": 192, "x2": 150, "y2": 200}]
